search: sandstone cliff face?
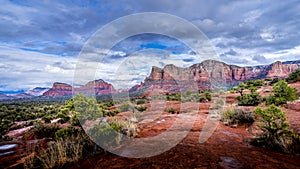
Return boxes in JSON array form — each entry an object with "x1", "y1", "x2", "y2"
[
  {"x1": 43, "y1": 80, "x2": 116, "y2": 97},
  {"x1": 43, "y1": 82, "x2": 72, "y2": 96},
  {"x1": 130, "y1": 60, "x2": 300, "y2": 93},
  {"x1": 266, "y1": 61, "x2": 299, "y2": 78},
  {"x1": 77, "y1": 79, "x2": 116, "y2": 95}
]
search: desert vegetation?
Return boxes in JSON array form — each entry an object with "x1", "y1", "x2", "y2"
[
  {"x1": 1, "y1": 70, "x2": 300, "y2": 168},
  {"x1": 252, "y1": 105, "x2": 300, "y2": 153}
]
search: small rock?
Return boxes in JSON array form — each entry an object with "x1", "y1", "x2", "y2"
[{"x1": 219, "y1": 157, "x2": 242, "y2": 169}]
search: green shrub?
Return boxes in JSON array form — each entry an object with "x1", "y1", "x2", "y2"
[
  {"x1": 70, "y1": 112, "x2": 80, "y2": 126},
  {"x1": 265, "y1": 95, "x2": 285, "y2": 106},
  {"x1": 55, "y1": 126, "x2": 81, "y2": 139},
  {"x1": 253, "y1": 105, "x2": 299, "y2": 153},
  {"x1": 34, "y1": 123, "x2": 61, "y2": 139},
  {"x1": 72, "y1": 95, "x2": 103, "y2": 122},
  {"x1": 110, "y1": 118, "x2": 138, "y2": 137},
  {"x1": 120, "y1": 103, "x2": 132, "y2": 112},
  {"x1": 233, "y1": 82, "x2": 247, "y2": 96},
  {"x1": 166, "y1": 94, "x2": 171, "y2": 101},
  {"x1": 229, "y1": 89, "x2": 235, "y2": 94},
  {"x1": 89, "y1": 122, "x2": 122, "y2": 149},
  {"x1": 266, "y1": 80, "x2": 297, "y2": 105},
  {"x1": 204, "y1": 91, "x2": 212, "y2": 101},
  {"x1": 135, "y1": 105, "x2": 147, "y2": 112},
  {"x1": 270, "y1": 77, "x2": 279, "y2": 85},
  {"x1": 104, "y1": 109, "x2": 120, "y2": 117},
  {"x1": 221, "y1": 107, "x2": 254, "y2": 127},
  {"x1": 0, "y1": 118, "x2": 14, "y2": 141},
  {"x1": 42, "y1": 116, "x2": 52, "y2": 123},
  {"x1": 136, "y1": 99, "x2": 146, "y2": 105},
  {"x1": 112, "y1": 108, "x2": 121, "y2": 115},
  {"x1": 166, "y1": 107, "x2": 175, "y2": 114},
  {"x1": 57, "y1": 108, "x2": 70, "y2": 124},
  {"x1": 197, "y1": 91, "x2": 212, "y2": 103},
  {"x1": 198, "y1": 96, "x2": 206, "y2": 103},
  {"x1": 246, "y1": 79, "x2": 264, "y2": 88},
  {"x1": 237, "y1": 92, "x2": 262, "y2": 106},
  {"x1": 286, "y1": 70, "x2": 300, "y2": 83},
  {"x1": 167, "y1": 93, "x2": 181, "y2": 101},
  {"x1": 102, "y1": 101, "x2": 115, "y2": 108}
]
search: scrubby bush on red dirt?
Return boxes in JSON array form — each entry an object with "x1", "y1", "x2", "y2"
[
  {"x1": 33, "y1": 123, "x2": 61, "y2": 139},
  {"x1": 265, "y1": 80, "x2": 297, "y2": 106},
  {"x1": 253, "y1": 105, "x2": 300, "y2": 153},
  {"x1": 286, "y1": 70, "x2": 300, "y2": 83},
  {"x1": 135, "y1": 105, "x2": 147, "y2": 112},
  {"x1": 221, "y1": 107, "x2": 255, "y2": 127}
]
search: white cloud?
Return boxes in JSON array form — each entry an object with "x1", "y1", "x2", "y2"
[
  {"x1": 260, "y1": 27, "x2": 276, "y2": 42},
  {"x1": 0, "y1": 46, "x2": 77, "y2": 91},
  {"x1": 243, "y1": 10, "x2": 263, "y2": 24},
  {"x1": 1, "y1": 0, "x2": 300, "y2": 92},
  {"x1": 263, "y1": 45, "x2": 300, "y2": 60}
]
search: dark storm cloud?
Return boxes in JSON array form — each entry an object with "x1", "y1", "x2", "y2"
[
  {"x1": 1, "y1": 0, "x2": 300, "y2": 91},
  {"x1": 2, "y1": 0, "x2": 300, "y2": 56}
]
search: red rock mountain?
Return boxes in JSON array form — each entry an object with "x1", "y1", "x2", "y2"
[
  {"x1": 75, "y1": 79, "x2": 116, "y2": 96},
  {"x1": 130, "y1": 60, "x2": 300, "y2": 93},
  {"x1": 43, "y1": 82, "x2": 72, "y2": 96},
  {"x1": 43, "y1": 79, "x2": 115, "y2": 97},
  {"x1": 1, "y1": 60, "x2": 299, "y2": 99}
]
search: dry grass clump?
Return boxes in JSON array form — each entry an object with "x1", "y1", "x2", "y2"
[
  {"x1": 24, "y1": 135, "x2": 84, "y2": 169},
  {"x1": 220, "y1": 106, "x2": 255, "y2": 127}
]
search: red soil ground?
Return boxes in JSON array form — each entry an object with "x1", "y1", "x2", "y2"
[
  {"x1": 2, "y1": 82, "x2": 300, "y2": 168},
  {"x1": 70, "y1": 101, "x2": 300, "y2": 169}
]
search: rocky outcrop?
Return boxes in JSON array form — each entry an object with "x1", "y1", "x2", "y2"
[
  {"x1": 76, "y1": 79, "x2": 116, "y2": 96},
  {"x1": 266, "y1": 61, "x2": 299, "y2": 78},
  {"x1": 43, "y1": 82, "x2": 72, "y2": 96},
  {"x1": 43, "y1": 79, "x2": 116, "y2": 97},
  {"x1": 130, "y1": 60, "x2": 300, "y2": 93}
]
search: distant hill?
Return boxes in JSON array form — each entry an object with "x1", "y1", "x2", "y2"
[
  {"x1": 43, "y1": 79, "x2": 115, "y2": 97},
  {"x1": 25, "y1": 87, "x2": 50, "y2": 96},
  {"x1": 0, "y1": 59, "x2": 299, "y2": 100}
]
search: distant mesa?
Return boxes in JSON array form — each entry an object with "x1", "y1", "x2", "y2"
[
  {"x1": 0, "y1": 59, "x2": 299, "y2": 100},
  {"x1": 43, "y1": 79, "x2": 116, "y2": 97},
  {"x1": 43, "y1": 82, "x2": 72, "y2": 96}
]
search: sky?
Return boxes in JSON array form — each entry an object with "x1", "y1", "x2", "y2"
[{"x1": 1, "y1": 0, "x2": 300, "y2": 92}]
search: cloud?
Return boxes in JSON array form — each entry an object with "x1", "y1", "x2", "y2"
[
  {"x1": 0, "y1": 46, "x2": 77, "y2": 91},
  {"x1": 252, "y1": 55, "x2": 268, "y2": 63},
  {"x1": 1, "y1": 0, "x2": 300, "y2": 91},
  {"x1": 221, "y1": 49, "x2": 238, "y2": 56}
]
